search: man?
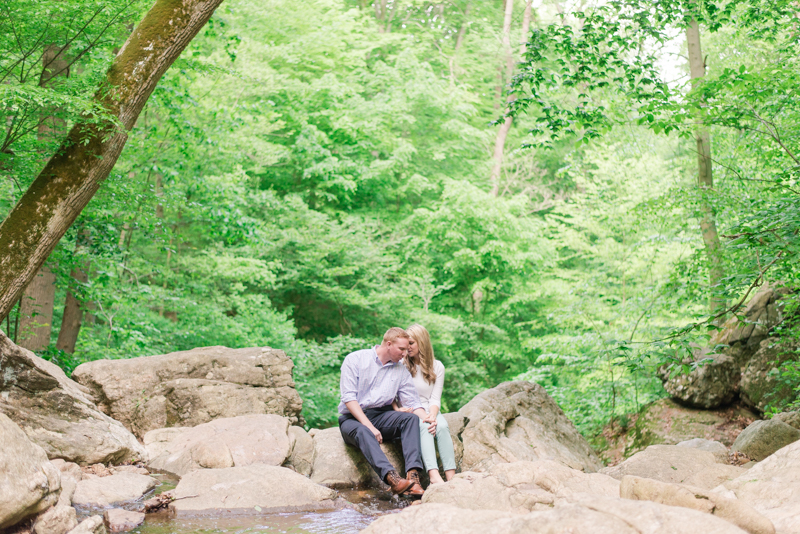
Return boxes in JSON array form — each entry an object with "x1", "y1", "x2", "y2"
[{"x1": 338, "y1": 327, "x2": 435, "y2": 497}]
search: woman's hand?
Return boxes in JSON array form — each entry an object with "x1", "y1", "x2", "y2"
[{"x1": 423, "y1": 412, "x2": 437, "y2": 424}]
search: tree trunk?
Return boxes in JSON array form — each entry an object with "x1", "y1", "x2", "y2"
[
  {"x1": 448, "y1": 2, "x2": 471, "y2": 84},
  {"x1": 686, "y1": 19, "x2": 725, "y2": 316},
  {"x1": 16, "y1": 44, "x2": 73, "y2": 346},
  {"x1": 56, "y1": 226, "x2": 90, "y2": 353},
  {"x1": 17, "y1": 267, "x2": 56, "y2": 351},
  {"x1": 0, "y1": 0, "x2": 225, "y2": 320},
  {"x1": 490, "y1": 0, "x2": 533, "y2": 197}
]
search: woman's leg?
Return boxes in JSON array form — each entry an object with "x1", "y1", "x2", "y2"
[
  {"x1": 418, "y1": 419, "x2": 444, "y2": 484},
  {"x1": 434, "y1": 413, "x2": 457, "y2": 480}
]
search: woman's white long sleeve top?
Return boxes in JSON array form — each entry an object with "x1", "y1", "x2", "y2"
[{"x1": 411, "y1": 360, "x2": 445, "y2": 411}]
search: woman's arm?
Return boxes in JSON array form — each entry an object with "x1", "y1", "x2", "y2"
[{"x1": 424, "y1": 362, "x2": 445, "y2": 423}]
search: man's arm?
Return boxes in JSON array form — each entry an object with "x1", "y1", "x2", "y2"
[
  {"x1": 345, "y1": 401, "x2": 383, "y2": 443},
  {"x1": 397, "y1": 372, "x2": 436, "y2": 435}
]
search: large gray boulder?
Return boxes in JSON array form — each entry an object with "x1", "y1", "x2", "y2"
[
  {"x1": 602, "y1": 445, "x2": 745, "y2": 489},
  {"x1": 360, "y1": 498, "x2": 749, "y2": 534},
  {"x1": 33, "y1": 505, "x2": 78, "y2": 534},
  {"x1": 144, "y1": 414, "x2": 291, "y2": 477},
  {"x1": 309, "y1": 427, "x2": 405, "y2": 488},
  {"x1": 456, "y1": 381, "x2": 602, "y2": 473},
  {"x1": 740, "y1": 340, "x2": 799, "y2": 412},
  {"x1": 422, "y1": 460, "x2": 620, "y2": 513},
  {"x1": 718, "y1": 439, "x2": 800, "y2": 534},
  {"x1": 733, "y1": 418, "x2": 800, "y2": 461},
  {"x1": 72, "y1": 346, "x2": 303, "y2": 438},
  {"x1": 660, "y1": 350, "x2": 739, "y2": 409},
  {"x1": 621, "y1": 475, "x2": 775, "y2": 534},
  {"x1": 660, "y1": 285, "x2": 795, "y2": 411},
  {"x1": 0, "y1": 413, "x2": 61, "y2": 529},
  {"x1": 0, "y1": 333, "x2": 146, "y2": 465},
  {"x1": 170, "y1": 464, "x2": 338, "y2": 515}
]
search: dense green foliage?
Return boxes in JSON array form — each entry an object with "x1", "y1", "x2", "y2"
[{"x1": 1, "y1": 0, "x2": 797, "y2": 434}]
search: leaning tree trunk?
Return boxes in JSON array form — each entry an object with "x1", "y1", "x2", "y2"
[
  {"x1": 490, "y1": 0, "x2": 533, "y2": 196},
  {"x1": 686, "y1": 19, "x2": 725, "y2": 316},
  {"x1": 0, "y1": 0, "x2": 225, "y2": 320}
]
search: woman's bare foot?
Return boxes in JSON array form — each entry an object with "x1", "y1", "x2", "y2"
[
  {"x1": 444, "y1": 469, "x2": 455, "y2": 482},
  {"x1": 428, "y1": 469, "x2": 445, "y2": 484}
]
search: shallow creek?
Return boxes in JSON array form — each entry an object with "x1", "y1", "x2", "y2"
[{"x1": 113, "y1": 474, "x2": 408, "y2": 534}]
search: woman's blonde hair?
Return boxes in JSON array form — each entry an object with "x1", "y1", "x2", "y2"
[{"x1": 405, "y1": 324, "x2": 436, "y2": 384}]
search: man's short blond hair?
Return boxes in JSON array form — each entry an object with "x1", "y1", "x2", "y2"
[{"x1": 383, "y1": 327, "x2": 410, "y2": 343}]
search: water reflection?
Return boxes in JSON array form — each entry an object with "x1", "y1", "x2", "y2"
[{"x1": 132, "y1": 488, "x2": 409, "y2": 534}]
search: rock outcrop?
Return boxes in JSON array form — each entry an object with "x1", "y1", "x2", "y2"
[
  {"x1": 309, "y1": 427, "x2": 406, "y2": 488},
  {"x1": 67, "y1": 516, "x2": 106, "y2": 534},
  {"x1": 0, "y1": 332, "x2": 146, "y2": 465},
  {"x1": 72, "y1": 473, "x2": 158, "y2": 509},
  {"x1": 360, "y1": 498, "x2": 750, "y2": 534},
  {"x1": 455, "y1": 381, "x2": 602, "y2": 473},
  {"x1": 621, "y1": 475, "x2": 775, "y2": 534},
  {"x1": 72, "y1": 345, "x2": 303, "y2": 438},
  {"x1": 144, "y1": 414, "x2": 291, "y2": 477},
  {"x1": 600, "y1": 398, "x2": 758, "y2": 464},
  {"x1": 102, "y1": 510, "x2": 144, "y2": 532},
  {"x1": 732, "y1": 418, "x2": 800, "y2": 461},
  {"x1": 718, "y1": 439, "x2": 800, "y2": 534},
  {"x1": 660, "y1": 286, "x2": 798, "y2": 411},
  {"x1": 678, "y1": 438, "x2": 730, "y2": 463},
  {"x1": 33, "y1": 505, "x2": 78, "y2": 534},
  {"x1": 422, "y1": 460, "x2": 620, "y2": 513},
  {"x1": 602, "y1": 445, "x2": 744, "y2": 489},
  {"x1": 0, "y1": 414, "x2": 61, "y2": 529},
  {"x1": 170, "y1": 464, "x2": 338, "y2": 515}
]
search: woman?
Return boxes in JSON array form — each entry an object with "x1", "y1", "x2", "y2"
[{"x1": 393, "y1": 324, "x2": 456, "y2": 484}]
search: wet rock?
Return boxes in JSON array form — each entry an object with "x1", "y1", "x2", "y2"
[
  {"x1": 32, "y1": 505, "x2": 78, "y2": 534},
  {"x1": 360, "y1": 498, "x2": 749, "y2": 534},
  {"x1": 0, "y1": 413, "x2": 61, "y2": 529},
  {"x1": 718, "y1": 439, "x2": 800, "y2": 534},
  {"x1": 422, "y1": 460, "x2": 620, "y2": 513},
  {"x1": 602, "y1": 445, "x2": 745, "y2": 489},
  {"x1": 170, "y1": 464, "x2": 338, "y2": 515},
  {"x1": 73, "y1": 346, "x2": 303, "y2": 438},
  {"x1": 66, "y1": 516, "x2": 106, "y2": 534},
  {"x1": 678, "y1": 438, "x2": 730, "y2": 463},
  {"x1": 732, "y1": 418, "x2": 800, "y2": 461},
  {"x1": 102, "y1": 510, "x2": 144, "y2": 532},
  {"x1": 145, "y1": 414, "x2": 290, "y2": 477},
  {"x1": 456, "y1": 381, "x2": 602, "y2": 473},
  {"x1": 0, "y1": 332, "x2": 145, "y2": 465},
  {"x1": 286, "y1": 426, "x2": 314, "y2": 476},
  {"x1": 72, "y1": 473, "x2": 157, "y2": 508},
  {"x1": 621, "y1": 475, "x2": 774, "y2": 534},
  {"x1": 309, "y1": 427, "x2": 405, "y2": 488}
]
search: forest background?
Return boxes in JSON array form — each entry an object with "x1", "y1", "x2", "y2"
[{"x1": 1, "y1": 0, "x2": 798, "y2": 443}]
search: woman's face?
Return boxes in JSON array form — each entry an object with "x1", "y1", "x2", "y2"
[{"x1": 407, "y1": 337, "x2": 420, "y2": 359}]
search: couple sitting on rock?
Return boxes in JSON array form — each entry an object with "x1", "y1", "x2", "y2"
[{"x1": 338, "y1": 325, "x2": 456, "y2": 498}]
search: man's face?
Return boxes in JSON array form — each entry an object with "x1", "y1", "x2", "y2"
[{"x1": 386, "y1": 338, "x2": 409, "y2": 363}]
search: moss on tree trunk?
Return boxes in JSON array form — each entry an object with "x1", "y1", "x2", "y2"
[{"x1": 0, "y1": 0, "x2": 225, "y2": 319}]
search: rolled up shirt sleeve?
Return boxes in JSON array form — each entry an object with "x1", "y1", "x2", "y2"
[
  {"x1": 429, "y1": 361, "x2": 445, "y2": 409},
  {"x1": 340, "y1": 354, "x2": 359, "y2": 405},
  {"x1": 397, "y1": 371, "x2": 423, "y2": 412}
]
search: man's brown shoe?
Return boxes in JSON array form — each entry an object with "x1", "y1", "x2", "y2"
[
  {"x1": 385, "y1": 470, "x2": 414, "y2": 494},
  {"x1": 402, "y1": 469, "x2": 425, "y2": 499}
]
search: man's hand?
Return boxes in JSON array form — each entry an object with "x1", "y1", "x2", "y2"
[
  {"x1": 397, "y1": 406, "x2": 412, "y2": 413},
  {"x1": 368, "y1": 424, "x2": 383, "y2": 444},
  {"x1": 426, "y1": 418, "x2": 437, "y2": 435}
]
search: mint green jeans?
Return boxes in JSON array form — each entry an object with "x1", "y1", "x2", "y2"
[{"x1": 419, "y1": 413, "x2": 457, "y2": 472}]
